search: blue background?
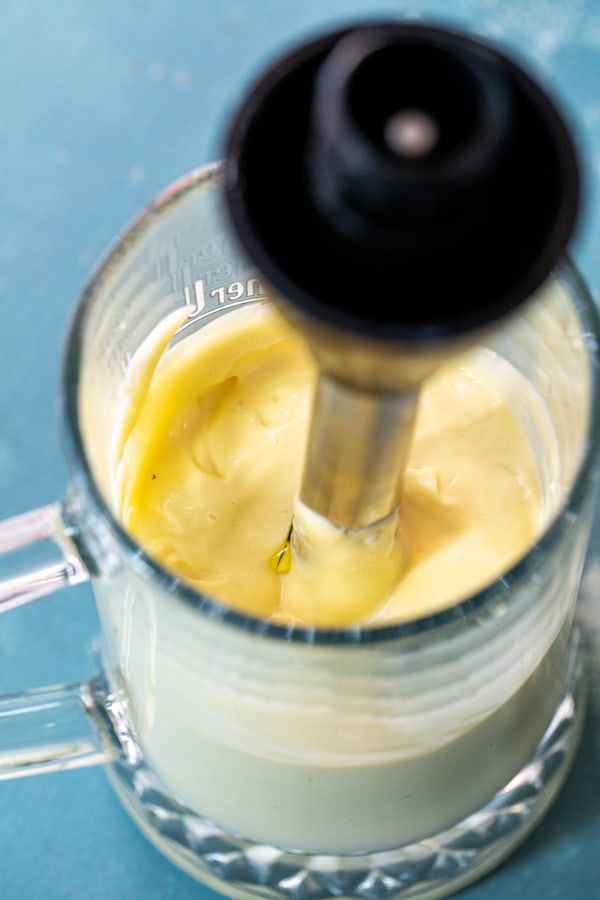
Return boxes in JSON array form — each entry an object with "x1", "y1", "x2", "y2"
[{"x1": 2, "y1": 1, "x2": 600, "y2": 897}]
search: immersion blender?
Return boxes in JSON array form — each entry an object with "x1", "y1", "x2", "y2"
[{"x1": 222, "y1": 22, "x2": 580, "y2": 617}]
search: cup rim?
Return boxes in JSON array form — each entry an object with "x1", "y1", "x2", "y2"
[{"x1": 60, "y1": 163, "x2": 600, "y2": 645}]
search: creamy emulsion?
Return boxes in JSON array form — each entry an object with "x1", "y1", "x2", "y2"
[{"x1": 113, "y1": 301, "x2": 544, "y2": 627}]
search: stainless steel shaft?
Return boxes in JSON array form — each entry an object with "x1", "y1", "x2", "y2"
[{"x1": 299, "y1": 372, "x2": 418, "y2": 529}]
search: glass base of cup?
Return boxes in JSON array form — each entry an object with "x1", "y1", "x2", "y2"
[{"x1": 105, "y1": 627, "x2": 586, "y2": 900}]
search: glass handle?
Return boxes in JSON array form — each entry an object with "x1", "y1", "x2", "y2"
[
  {"x1": 0, "y1": 502, "x2": 89, "y2": 612},
  {"x1": 0, "y1": 674, "x2": 130, "y2": 779},
  {"x1": 0, "y1": 505, "x2": 128, "y2": 778}
]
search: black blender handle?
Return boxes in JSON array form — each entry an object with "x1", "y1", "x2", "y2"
[{"x1": 222, "y1": 21, "x2": 580, "y2": 344}]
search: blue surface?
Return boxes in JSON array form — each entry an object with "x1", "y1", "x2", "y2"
[{"x1": 2, "y1": 1, "x2": 600, "y2": 898}]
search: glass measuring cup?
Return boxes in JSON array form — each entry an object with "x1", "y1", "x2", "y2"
[{"x1": 0, "y1": 163, "x2": 599, "y2": 900}]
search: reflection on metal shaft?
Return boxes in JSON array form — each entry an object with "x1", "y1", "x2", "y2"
[{"x1": 299, "y1": 370, "x2": 419, "y2": 530}]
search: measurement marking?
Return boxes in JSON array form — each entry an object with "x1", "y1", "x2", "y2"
[{"x1": 183, "y1": 276, "x2": 267, "y2": 316}]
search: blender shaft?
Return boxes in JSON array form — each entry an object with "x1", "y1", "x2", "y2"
[{"x1": 300, "y1": 371, "x2": 418, "y2": 529}]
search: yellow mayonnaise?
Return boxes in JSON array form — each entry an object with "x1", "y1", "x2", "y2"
[{"x1": 113, "y1": 301, "x2": 543, "y2": 627}]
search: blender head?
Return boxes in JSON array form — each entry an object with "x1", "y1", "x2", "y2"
[{"x1": 222, "y1": 21, "x2": 580, "y2": 529}]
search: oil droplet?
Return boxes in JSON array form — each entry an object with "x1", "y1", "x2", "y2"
[{"x1": 268, "y1": 522, "x2": 293, "y2": 574}]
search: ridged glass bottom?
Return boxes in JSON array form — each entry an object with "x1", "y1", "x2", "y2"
[{"x1": 106, "y1": 629, "x2": 585, "y2": 900}]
